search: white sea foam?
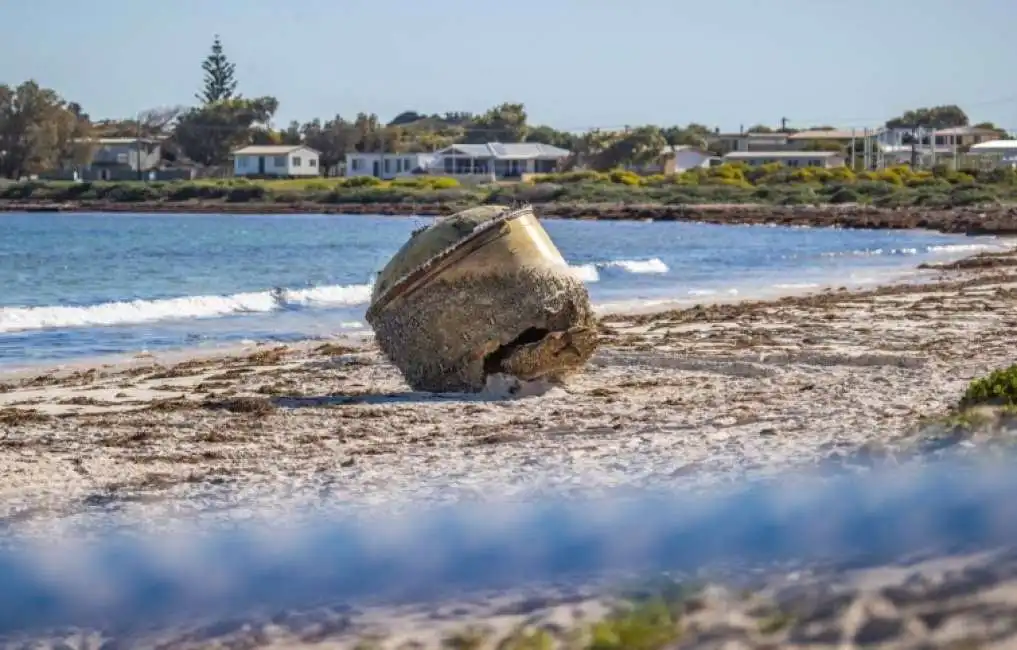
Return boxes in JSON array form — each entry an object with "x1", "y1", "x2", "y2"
[
  {"x1": 601, "y1": 258, "x2": 670, "y2": 274},
  {"x1": 0, "y1": 283, "x2": 373, "y2": 333},
  {"x1": 568, "y1": 264, "x2": 601, "y2": 283},
  {"x1": 567, "y1": 258, "x2": 670, "y2": 283}
]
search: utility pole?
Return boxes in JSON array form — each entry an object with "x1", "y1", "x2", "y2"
[
  {"x1": 850, "y1": 128, "x2": 856, "y2": 170},
  {"x1": 136, "y1": 114, "x2": 143, "y2": 181}
]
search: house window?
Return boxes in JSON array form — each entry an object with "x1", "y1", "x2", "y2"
[
  {"x1": 273, "y1": 156, "x2": 286, "y2": 167},
  {"x1": 292, "y1": 156, "x2": 302, "y2": 167}
]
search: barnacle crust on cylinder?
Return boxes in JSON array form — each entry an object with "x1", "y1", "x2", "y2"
[{"x1": 366, "y1": 205, "x2": 598, "y2": 393}]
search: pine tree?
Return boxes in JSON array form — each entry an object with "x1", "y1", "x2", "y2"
[{"x1": 196, "y1": 35, "x2": 238, "y2": 105}]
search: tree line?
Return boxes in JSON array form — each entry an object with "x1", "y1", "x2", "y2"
[{"x1": 0, "y1": 35, "x2": 1006, "y2": 179}]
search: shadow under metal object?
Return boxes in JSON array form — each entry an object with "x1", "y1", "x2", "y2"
[{"x1": 366, "y1": 205, "x2": 599, "y2": 393}]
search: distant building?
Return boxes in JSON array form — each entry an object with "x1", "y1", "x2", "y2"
[
  {"x1": 929, "y1": 126, "x2": 1001, "y2": 148},
  {"x1": 786, "y1": 129, "x2": 858, "y2": 149},
  {"x1": 40, "y1": 137, "x2": 196, "y2": 181},
  {"x1": 232, "y1": 145, "x2": 320, "y2": 178},
  {"x1": 430, "y1": 143, "x2": 571, "y2": 179},
  {"x1": 631, "y1": 145, "x2": 716, "y2": 174},
  {"x1": 344, "y1": 152, "x2": 435, "y2": 179},
  {"x1": 706, "y1": 132, "x2": 792, "y2": 154},
  {"x1": 968, "y1": 140, "x2": 1017, "y2": 166},
  {"x1": 723, "y1": 151, "x2": 846, "y2": 168}
]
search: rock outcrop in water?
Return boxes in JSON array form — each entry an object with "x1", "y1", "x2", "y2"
[{"x1": 366, "y1": 205, "x2": 598, "y2": 393}]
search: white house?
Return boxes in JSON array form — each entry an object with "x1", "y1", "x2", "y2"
[
  {"x1": 344, "y1": 152, "x2": 435, "y2": 179},
  {"x1": 723, "y1": 151, "x2": 846, "y2": 168},
  {"x1": 232, "y1": 145, "x2": 320, "y2": 178},
  {"x1": 430, "y1": 143, "x2": 571, "y2": 179},
  {"x1": 633, "y1": 145, "x2": 714, "y2": 174},
  {"x1": 969, "y1": 140, "x2": 1017, "y2": 166},
  {"x1": 668, "y1": 145, "x2": 714, "y2": 172}
]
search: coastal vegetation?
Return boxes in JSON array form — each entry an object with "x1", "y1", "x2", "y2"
[
  {"x1": 3, "y1": 161, "x2": 1015, "y2": 209},
  {"x1": 0, "y1": 35, "x2": 1008, "y2": 181}
]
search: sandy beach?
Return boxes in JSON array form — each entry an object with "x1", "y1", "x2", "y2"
[{"x1": 4, "y1": 247, "x2": 1017, "y2": 647}]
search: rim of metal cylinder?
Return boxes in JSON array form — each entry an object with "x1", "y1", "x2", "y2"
[{"x1": 366, "y1": 204, "x2": 536, "y2": 321}]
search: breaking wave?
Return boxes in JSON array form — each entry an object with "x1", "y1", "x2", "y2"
[
  {"x1": 816, "y1": 243, "x2": 1003, "y2": 259},
  {"x1": 0, "y1": 283, "x2": 373, "y2": 333},
  {"x1": 568, "y1": 257, "x2": 670, "y2": 283}
]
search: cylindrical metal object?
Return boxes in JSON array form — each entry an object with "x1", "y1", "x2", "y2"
[{"x1": 366, "y1": 205, "x2": 598, "y2": 393}]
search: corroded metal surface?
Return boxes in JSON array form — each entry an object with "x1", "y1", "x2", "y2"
[{"x1": 367, "y1": 205, "x2": 598, "y2": 393}]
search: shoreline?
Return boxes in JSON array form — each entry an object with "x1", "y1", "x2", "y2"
[
  {"x1": 5, "y1": 199, "x2": 1017, "y2": 236},
  {"x1": 1, "y1": 245, "x2": 995, "y2": 381}
]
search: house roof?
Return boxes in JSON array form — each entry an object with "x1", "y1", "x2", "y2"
[
  {"x1": 788, "y1": 129, "x2": 857, "y2": 140},
  {"x1": 936, "y1": 126, "x2": 1001, "y2": 135},
  {"x1": 723, "y1": 151, "x2": 843, "y2": 159},
  {"x1": 72, "y1": 137, "x2": 164, "y2": 145},
  {"x1": 438, "y1": 143, "x2": 571, "y2": 159},
  {"x1": 231, "y1": 145, "x2": 320, "y2": 156},
  {"x1": 663, "y1": 145, "x2": 710, "y2": 156},
  {"x1": 970, "y1": 139, "x2": 1017, "y2": 152}
]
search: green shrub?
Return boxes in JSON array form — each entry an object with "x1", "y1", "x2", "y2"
[
  {"x1": 961, "y1": 365, "x2": 1017, "y2": 408},
  {"x1": 950, "y1": 187, "x2": 999, "y2": 207},
  {"x1": 225, "y1": 185, "x2": 267, "y2": 202},
  {"x1": 487, "y1": 182, "x2": 565, "y2": 204},
  {"x1": 828, "y1": 186, "x2": 861, "y2": 204},
  {"x1": 912, "y1": 189, "x2": 950, "y2": 208},
  {"x1": 165, "y1": 182, "x2": 227, "y2": 201},
  {"x1": 343, "y1": 175, "x2": 383, "y2": 188},
  {"x1": 533, "y1": 170, "x2": 609, "y2": 184},
  {"x1": 852, "y1": 180, "x2": 899, "y2": 198},
  {"x1": 0, "y1": 182, "x2": 44, "y2": 200},
  {"x1": 979, "y1": 167, "x2": 1017, "y2": 185},
  {"x1": 873, "y1": 190, "x2": 915, "y2": 208},
  {"x1": 102, "y1": 183, "x2": 161, "y2": 202},
  {"x1": 608, "y1": 169, "x2": 643, "y2": 186}
]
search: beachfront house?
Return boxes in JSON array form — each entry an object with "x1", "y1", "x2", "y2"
[
  {"x1": 232, "y1": 145, "x2": 321, "y2": 178},
  {"x1": 429, "y1": 143, "x2": 571, "y2": 180},
  {"x1": 723, "y1": 151, "x2": 846, "y2": 168},
  {"x1": 344, "y1": 152, "x2": 436, "y2": 179}
]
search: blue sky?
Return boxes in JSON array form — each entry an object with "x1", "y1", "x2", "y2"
[{"x1": 2, "y1": 0, "x2": 1016, "y2": 132}]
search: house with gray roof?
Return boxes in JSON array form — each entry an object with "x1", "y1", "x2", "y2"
[{"x1": 430, "y1": 142, "x2": 571, "y2": 179}]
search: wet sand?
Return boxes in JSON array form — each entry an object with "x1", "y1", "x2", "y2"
[{"x1": 3, "y1": 250, "x2": 1017, "y2": 647}]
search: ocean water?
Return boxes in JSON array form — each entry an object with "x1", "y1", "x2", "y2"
[{"x1": 0, "y1": 212, "x2": 1007, "y2": 369}]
